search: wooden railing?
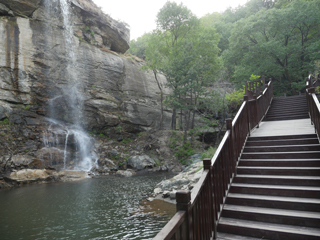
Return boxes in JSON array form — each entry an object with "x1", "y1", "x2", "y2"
[
  {"x1": 306, "y1": 76, "x2": 320, "y2": 138},
  {"x1": 154, "y1": 80, "x2": 273, "y2": 240},
  {"x1": 245, "y1": 76, "x2": 267, "y2": 100}
]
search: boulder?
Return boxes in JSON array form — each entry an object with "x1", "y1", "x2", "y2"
[
  {"x1": 153, "y1": 161, "x2": 204, "y2": 197},
  {"x1": 127, "y1": 155, "x2": 156, "y2": 170},
  {"x1": 0, "y1": 0, "x2": 42, "y2": 17},
  {"x1": 116, "y1": 169, "x2": 135, "y2": 177}
]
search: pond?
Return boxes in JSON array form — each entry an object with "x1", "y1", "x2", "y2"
[{"x1": 0, "y1": 173, "x2": 175, "y2": 240}]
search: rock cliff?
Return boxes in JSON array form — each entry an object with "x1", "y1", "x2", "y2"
[{"x1": 0, "y1": 0, "x2": 173, "y2": 186}]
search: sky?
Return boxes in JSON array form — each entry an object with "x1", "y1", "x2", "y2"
[{"x1": 93, "y1": 0, "x2": 249, "y2": 40}]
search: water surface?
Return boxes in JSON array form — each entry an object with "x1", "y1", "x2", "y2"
[{"x1": 0, "y1": 173, "x2": 174, "y2": 240}]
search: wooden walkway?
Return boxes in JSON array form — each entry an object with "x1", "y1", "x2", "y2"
[
  {"x1": 153, "y1": 80, "x2": 320, "y2": 240},
  {"x1": 217, "y1": 94, "x2": 320, "y2": 240},
  {"x1": 251, "y1": 119, "x2": 314, "y2": 137}
]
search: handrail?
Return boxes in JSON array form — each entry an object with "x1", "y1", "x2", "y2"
[
  {"x1": 306, "y1": 75, "x2": 320, "y2": 139},
  {"x1": 245, "y1": 76, "x2": 267, "y2": 100},
  {"x1": 154, "y1": 79, "x2": 273, "y2": 240}
]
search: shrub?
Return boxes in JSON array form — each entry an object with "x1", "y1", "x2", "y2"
[{"x1": 201, "y1": 147, "x2": 216, "y2": 160}]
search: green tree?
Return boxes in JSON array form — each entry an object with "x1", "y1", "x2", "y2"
[
  {"x1": 126, "y1": 33, "x2": 152, "y2": 59},
  {"x1": 145, "y1": 1, "x2": 199, "y2": 130},
  {"x1": 224, "y1": 0, "x2": 320, "y2": 95},
  {"x1": 163, "y1": 26, "x2": 222, "y2": 141}
]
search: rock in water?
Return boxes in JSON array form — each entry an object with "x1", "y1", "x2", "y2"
[{"x1": 127, "y1": 155, "x2": 156, "y2": 170}]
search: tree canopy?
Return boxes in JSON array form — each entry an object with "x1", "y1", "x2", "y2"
[{"x1": 125, "y1": 0, "x2": 320, "y2": 136}]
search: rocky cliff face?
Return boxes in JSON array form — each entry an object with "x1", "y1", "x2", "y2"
[
  {"x1": 0, "y1": 0, "x2": 171, "y2": 131},
  {"x1": 0, "y1": 0, "x2": 173, "y2": 185}
]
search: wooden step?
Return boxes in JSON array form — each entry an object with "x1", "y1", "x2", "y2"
[
  {"x1": 247, "y1": 134, "x2": 317, "y2": 141},
  {"x1": 243, "y1": 144, "x2": 320, "y2": 152},
  {"x1": 226, "y1": 193, "x2": 320, "y2": 212},
  {"x1": 241, "y1": 151, "x2": 320, "y2": 159},
  {"x1": 267, "y1": 107, "x2": 308, "y2": 112},
  {"x1": 239, "y1": 159, "x2": 320, "y2": 167},
  {"x1": 246, "y1": 138, "x2": 319, "y2": 146},
  {"x1": 216, "y1": 232, "x2": 270, "y2": 240},
  {"x1": 237, "y1": 166, "x2": 320, "y2": 176},
  {"x1": 233, "y1": 174, "x2": 320, "y2": 186},
  {"x1": 265, "y1": 115, "x2": 309, "y2": 121},
  {"x1": 230, "y1": 183, "x2": 320, "y2": 198},
  {"x1": 222, "y1": 205, "x2": 320, "y2": 228},
  {"x1": 218, "y1": 218, "x2": 320, "y2": 240}
]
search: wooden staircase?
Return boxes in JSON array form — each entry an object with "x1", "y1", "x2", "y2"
[
  {"x1": 265, "y1": 95, "x2": 309, "y2": 121},
  {"x1": 218, "y1": 134, "x2": 320, "y2": 239}
]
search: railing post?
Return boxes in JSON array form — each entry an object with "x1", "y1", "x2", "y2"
[
  {"x1": 244, "y1": 95, "x2": 250, "y2": 134},
  {"x1": 309, "y1": 72, "x2": 313, "y2": 87},
  {"x1": 176, "y1": 191, "x2": 193, "y2": 240},
  {"x1": 226, "y1": 119, "x2": 236, "y2": 177},
  {"x1": 203, "y1": 158, "x2": 217, "y2": 239},
  {"x1": 245, "y1": 80, "x2": 248, "y2": 97},
  {"x1": 253, "y1": 95, "x2": 259, "y2": 128},
  {"x1": 308, "y1": 87, "x2": 316, "y2": 127}
]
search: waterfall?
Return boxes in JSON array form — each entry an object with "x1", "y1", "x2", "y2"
[{"x1": 41, "y1": 0, "x2": 98, "y2": 172}]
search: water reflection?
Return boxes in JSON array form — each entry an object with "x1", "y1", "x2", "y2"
[{"x1": 0, "y1": 173, "x2": 174, "y2": 240}]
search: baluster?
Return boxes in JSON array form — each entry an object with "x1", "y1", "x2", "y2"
[
  {"x1": 176, "y1": 191, "x2": 193, "y2": 240},
  {"x1": 203, "y1": 159, "x2": 217, "y2": 239}
]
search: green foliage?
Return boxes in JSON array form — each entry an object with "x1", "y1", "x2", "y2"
[
  {"x1": 201, "y1": 147, "x2": 216, "y2": 160},
  {"x1": 25, "y1": 105, "x2": 30, "y2": 110},
  {"x1": 223, "y1": 0, "x2": 320, "y2": 95},
  {"x1": 174, "y1": 142, "x2": 195, "y2": 164},
  {"x1": 122, "y1": 138, "x2": 132, "y2": 144},
  {"x1": 250, "y1": 74, "x2": 260, "y2": 80},
  {"x1": 115, "y1": 125, "x2": 122, "y2": 132},
  {"x1": 126, "y1": 33, "x2": 152, "y2": 59},
  {"x1": 0, "y1": 118, "x2": 9, "y2": 124},
  {"x1": 169, "y1": 131, "x2": 181, "y2": 149},
  {"x1": 226, "y1": 87, "x2": 245, "y2": 110}
]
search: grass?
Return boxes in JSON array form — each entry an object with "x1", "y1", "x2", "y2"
[
  {"x1": 201, "y1": 147, "x2": 216, "y2": 160},
  {"x1": 122, "y1": 138, "x2": 132, "y2": 144},
  {"x1": 0, "y1": 118, "x2": 9, "y2": 124}
]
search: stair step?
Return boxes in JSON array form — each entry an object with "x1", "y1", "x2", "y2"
[
  {"x1": 246, "y1": 138, "x2": 319, "y2": 146},
  {"x1": 239, "y1": 159, "x2": 320, "y2": 167},
  {"x1": 265, "y1": 115, "x2": 309, "y2": 121},
  {"x1": 247, "y1": 134, "x2": 317, "y2": 141},
  {"x1": 237, "y1": 166, "x2": 320, "y2": 176},
  {"x1": 243, "y1": 144, "x2": 320, "y2": 152},
  {"x1": 268, "y1": 106, "x2": 308, "y2": 110},
  {"x1": 267, "y1": 108, "x2": 308, "y2": 113},
  {"x1": 222, "y1": 205, "x2": 320, "y2": 228},
  {"x1": 230, "y1": 183, "x2": 320, "y2": 198},
  {"x1": 233, "y1": 174, "x2": 320, "y2": 186},
  {"x1": 218, "y1": 218, "x2": 320, "y2": 240},
  {"x1": 216, "y1": 232, "x2": 269, "y2": 240},
  {"x1": 226, "y1": 193, "x2": 320, "y2": 212},
  {"x1": 241, "y1": 151, "x2": 320, "y2": 159}
]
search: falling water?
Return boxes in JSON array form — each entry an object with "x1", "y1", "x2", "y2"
[{"x1": 41, "y1": 0, "x2": 98, "y2": 171}]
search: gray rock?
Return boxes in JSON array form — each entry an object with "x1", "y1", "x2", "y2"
[
  {"x1": 153, "y1": 161, "x2": 204, "y2": 198},
  {"x1": 0, "y1": 3, "x2": 10, "y2": 15},
  {"x1": 170, "y1": 191, "x2": 177, "y2": 200},
  {"x1": 108, "y1": 149, "x2": 119, "y2": 156},
  {"x1": 190, "y1": 154, "x2": 201, "y2": 159},
  {"x1": 116, "y1": 169, "x2": 134, "y2": 177},
  {"x1": 162, "y1": 191, "x2": 170, "y2": 198},
  {"x1": 127, "y1": 155, "x2": 156, "y2": 170},
  {"x1": 0, "y1": 0, "x2": 42, "y2": 17}
]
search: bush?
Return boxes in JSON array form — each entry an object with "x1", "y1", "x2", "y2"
[
  {"x1": 174, "y1": 142, "x2": 195, "y2": 165},
  {"x1": 201, "y1": 147, "x2": 216, "y2": 160}
]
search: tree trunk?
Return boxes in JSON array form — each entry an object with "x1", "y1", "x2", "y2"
[
  {"x1": 172, "y1": 109, "x2": 176, "y2": 130},
  {"x1": 153, "y1": 70, "x2": 163, "y2": 130}
]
